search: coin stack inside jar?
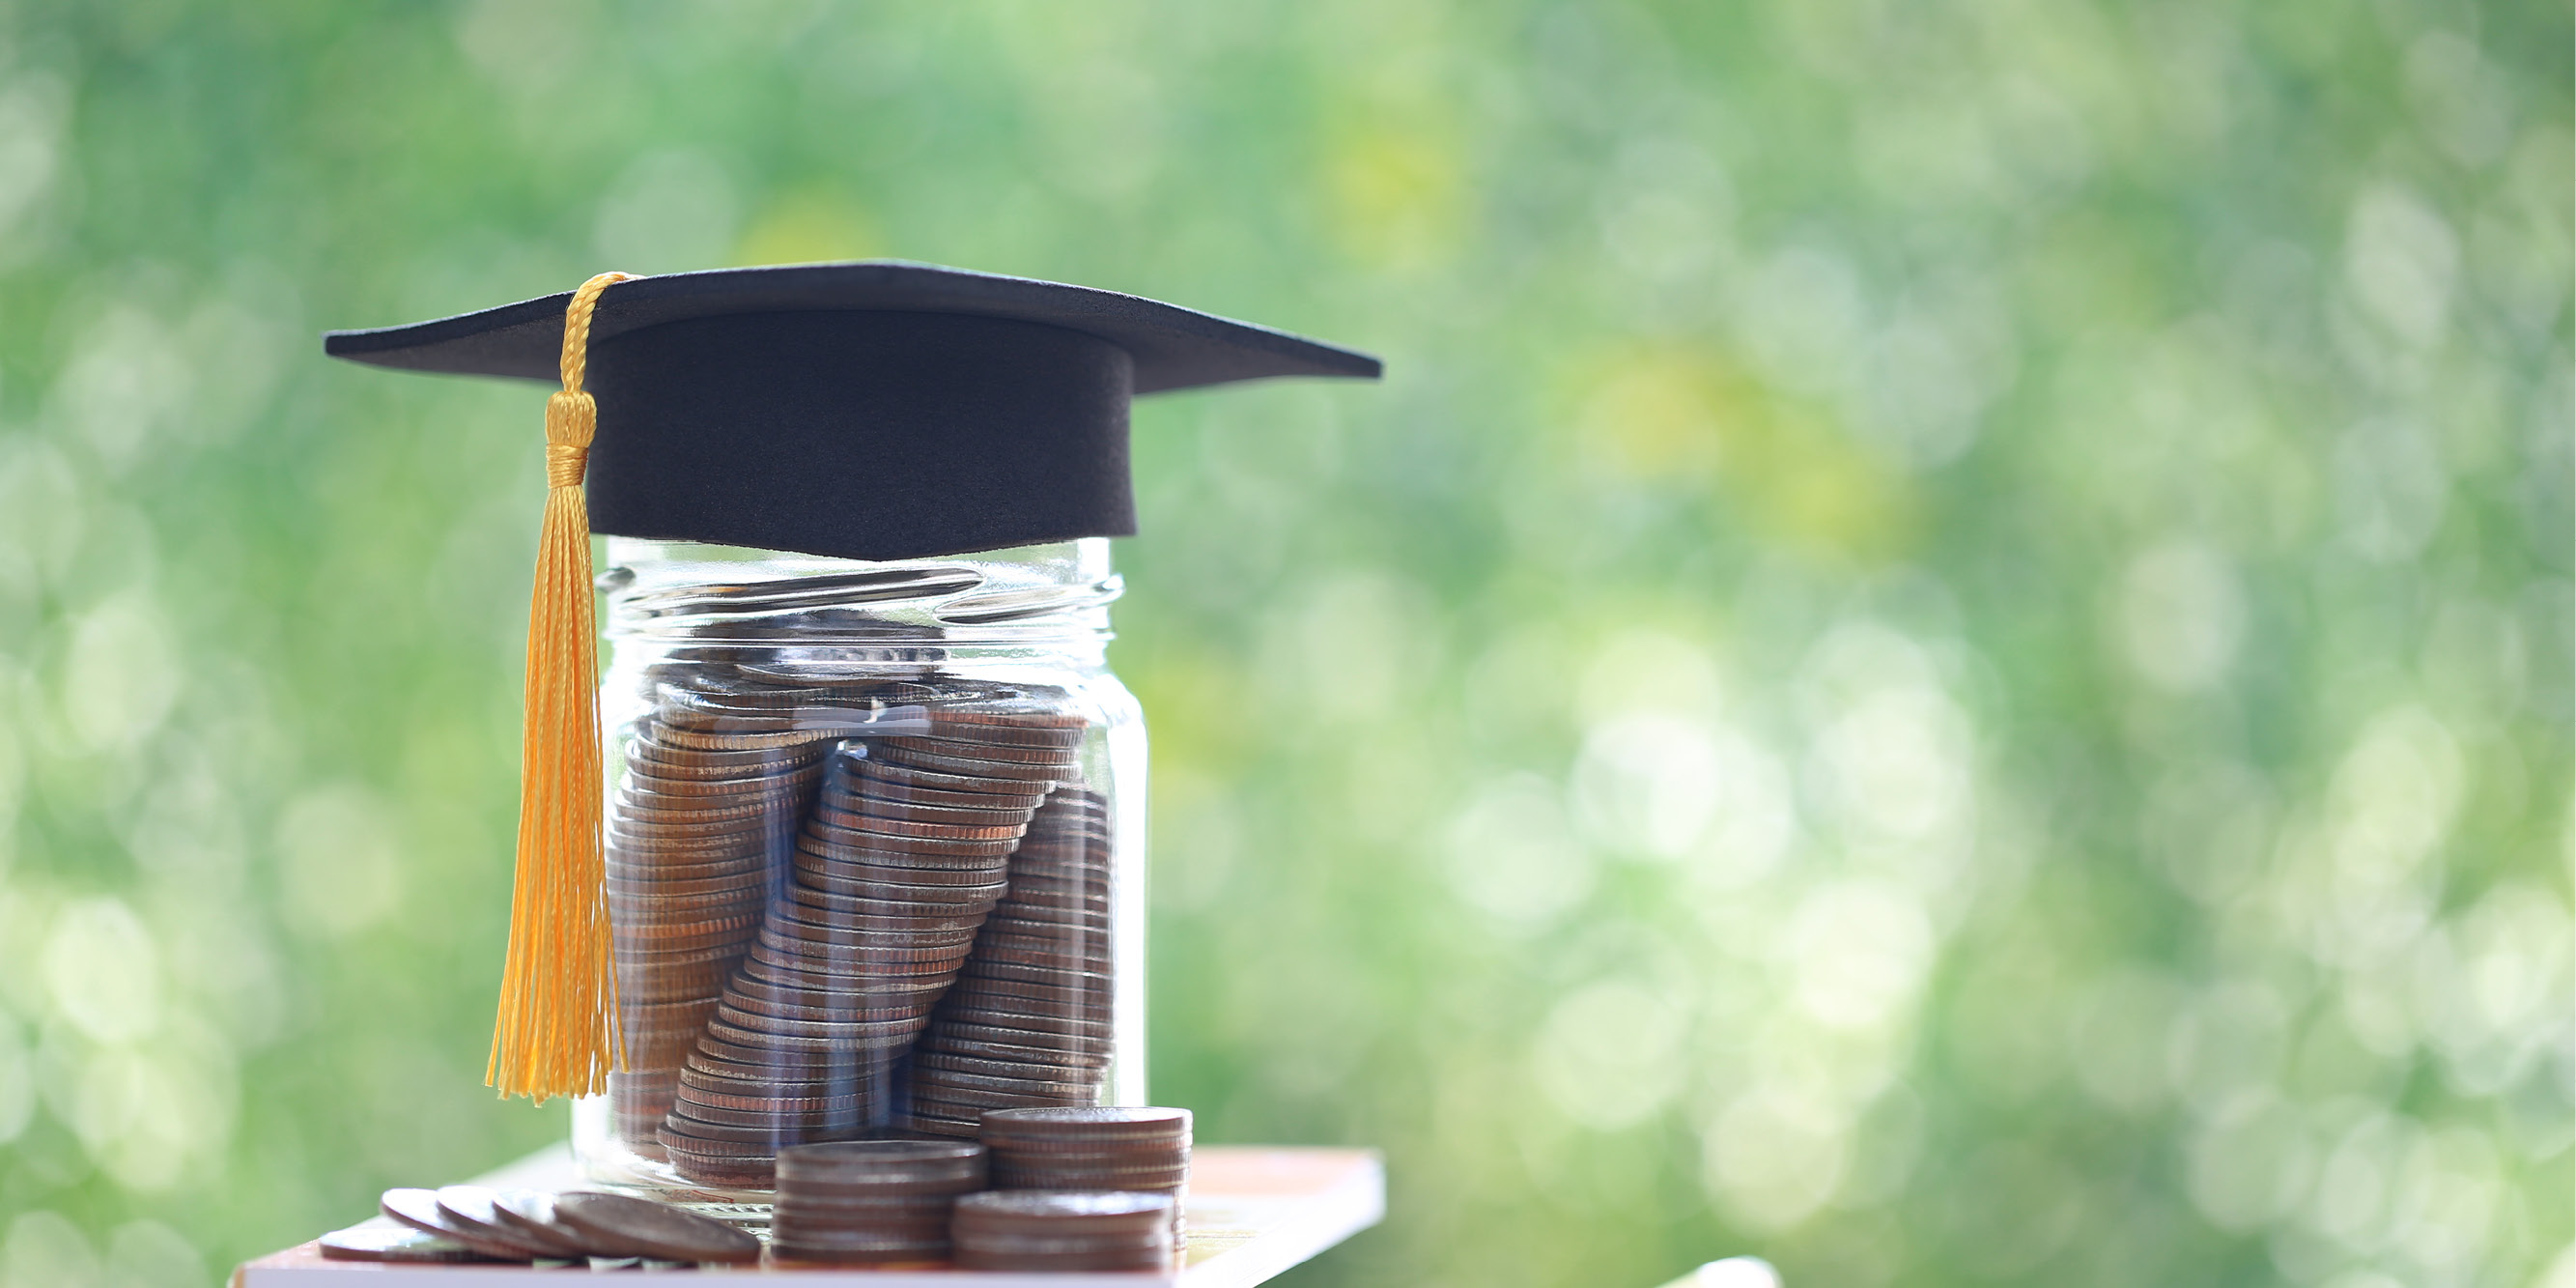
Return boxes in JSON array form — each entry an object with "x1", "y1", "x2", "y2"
[
  {"x1": 607, "y1": 674, "x2": 1106, "y2": 1187},
  {"x1": 907, "y1": 787, "x2": 1115, "y2": 1131},
  {"x1": 950, "y1": 1191, "x2": 1175, "y2": 1273},
  {"x1": 981, "y1": 1106, "x2": 1191, "y2": 1240},
  {"x1": 606, "y1": 677, "x2": 848, "y2": 1154},
  {"x1": 769, "y1": 1139, "x2": 988, "y2": 1266}
]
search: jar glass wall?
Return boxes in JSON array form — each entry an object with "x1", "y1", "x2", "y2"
[{"x1": 571, "y1": 537, "x2": 1146, "y2": 1198}]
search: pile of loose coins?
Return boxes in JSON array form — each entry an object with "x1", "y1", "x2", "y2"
[
  {"x1": 343, "y1": 1186, "x2": 759, "y2": 1266},
  {"x1": 595, "y1": 666, "x2": 1117, "y2": 1186},
  {"x1": 335, "y1": 1108, "x2": 1194, "y2": 1271},
  {"x1": 769, "y1": 1139, "x2": 988, "y2": 1265}
]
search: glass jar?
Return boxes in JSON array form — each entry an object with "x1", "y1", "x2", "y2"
[{"x1": 570, "y1": 537, "x2": 1146, "y2": 1198}]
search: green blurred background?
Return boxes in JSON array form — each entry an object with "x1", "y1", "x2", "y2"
[{"x1": 0, "y1": 2, "x2": 2568, "y2": 1285}]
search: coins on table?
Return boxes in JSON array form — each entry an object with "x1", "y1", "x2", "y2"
[
  {"x1": 319, "y1": 1223, "x2": 491, "y2": 1264},
  {"x1": 436, "y1": 1185, "x2": 588, "y2": 1258},
  {"x1": 609, "y1": 672, "x2": 855, "y2": 1156},
  {"x1": 655, "y1": 678, "x2": 1082, "y2": 1185},
  {"x1": 379, "y1": 1188, "x2": 555, "y2": 1261},
  {"x1": 908, "y1": 787, "x2": 1115, "y2": 1135},
  {"x1": 551, "y1": 1190, "x2": 762, "y2": 1264},
  {"x1": 770, "y1": 1139, "x2": 990, "y2": 1266},
  {"x1": 949, "y1": 1190, "x2": 1175, "y2": 1273},
  {"x1": 981, "y1": 1106, "x2": 1191, "y2": 1239}
]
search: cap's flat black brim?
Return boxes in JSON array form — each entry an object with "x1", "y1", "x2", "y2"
[{"x1": 322, "y1": 260, "x2": 1380, "y2": 395}]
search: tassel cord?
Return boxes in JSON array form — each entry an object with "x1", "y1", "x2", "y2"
[{"x1": 488, "y1": 271, "x2": 634, "y2": 1102}]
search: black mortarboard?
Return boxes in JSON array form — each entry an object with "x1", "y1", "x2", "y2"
[{"x1": 325, "y1": 260, "x2": 1381, "y2": 561}]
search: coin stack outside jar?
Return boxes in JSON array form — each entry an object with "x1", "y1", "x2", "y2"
[
  {"x1": 769, "y1": 1139, "x2": 989, "y2": 1266},
  {"x1": 981, "y1": 1106, "x2": 1192, "y2": 1240},
  {"x1": 906, "y1": 787, "x2": 1115, "y2": 1132},
  {"x1": 950, "y1": 1191, "x2": 1175, "y2": 1273}
]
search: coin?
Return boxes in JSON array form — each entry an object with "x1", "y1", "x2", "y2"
[
  {"x1": 865, "y1": 742, "x2": 1068, "y2": 782},
  {"x1": 436, "y1": 1185, "x2": 589, "y2": 1258},
  {"x1": 875, "y1": 734, "x2": 1079, "y2": 767},
  {"x1": 842, "y1": 759, "x2": 1054, "y2": 803},
  {"x1": 378, "y1": 1188, "x2": 538, "y2": 1261},
  {"x1": 952, "y1": 1188, "x2": 1173, "y2": 1232},
  {"x1": 552, "y1": 1191, "x2": 761, "y2": 1264},
  {"x1": 778, "y1": 1138, "x2": 986, "y2": 1184},
  {"x1": 319, "y1": 1223, "x2": 492, "y2": 1263}
]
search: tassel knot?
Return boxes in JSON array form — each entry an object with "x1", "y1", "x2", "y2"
[{"x1": 543, "y1": 391, "x2": 592, "y2": 487}]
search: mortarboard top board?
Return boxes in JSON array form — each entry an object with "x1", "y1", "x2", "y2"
[{"x1": 325, "y1": 260, "x2": 1382, "y2": 562}]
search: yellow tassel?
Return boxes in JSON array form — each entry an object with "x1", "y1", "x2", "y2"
[{"x1": 489, "y1": 271, "x2": 635, "y2": 1102}]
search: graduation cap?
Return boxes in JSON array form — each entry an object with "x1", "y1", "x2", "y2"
[{"x1": 326, "y1": 263, "x2": 1379, "y2": 1100}]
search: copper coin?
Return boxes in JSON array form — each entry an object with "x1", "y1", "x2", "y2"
[
  {"x1": 904, "y1": 1111, "x2": 984, "y2": 1138},
  {"x1": 876, "y1": 734, "x2": 1079, "y2": 767},
  {"x1": 755, "y1": 923, "x2": 977, "y2": 959},
  {"x1": 827, "y1": 790, "x2": 1033, "y2": 827},
  {"x1": 843, "y1": 759, "x2": 1056, "y2": 803},
  {"x1": 917, "y1": 1083, "x2": 1092, "y2": 1112},
  {"x1": 981, "y1": 1106, "x2": 1191, "y2": 1140},
  {"x1": 608, "y1": 873, "x2": 773, "y2": 903},
  {"x1": 767, "y1": 904, "x2": 989, "y2": 938},
  {"x1": 972, "y1": 932, "x2": 1115, "y2": 960},
  {"x1": 954, "y1": 962, "x2": 1114, "y2": 993},
  {"x1": 705, "y1": 1018, "x2": 929, "y2": 1052},
  {"x1": 920, "y1": 705, "x2": 1089, "y2": 737},
  {"x1": 319, "y1": 1224, "x2": 491, "y2": 1264},
  {"x1": 615, "y1": 787, "x2": 807, "y2": 825},
  {"x1": 917, "y1": 1034, "x2": 1106, "y2": 1068},
  {"x1": 664, "y1": 1154, "x2": 776, "y2": 1188},
  {"x1": 655, "y1": 723, "x2": 850, "y2": 753},
  {"x1": 723, "y1": 996, "x2": 937, "y2": 1030},
  {"x1": 624, "y1": 757, "x2": 820, "y2": 788},
  {"x1": 718, "y1": 998, "x2": 932, "y2": 1035},
  {"x1": 912, "y1": 1069, "x2": 1100, "y2": 1102},
  {"x1": 551, "y1": 1190, "x2": 760, "y2": 1264},
  {"x1": 914, "y1": 1050, "x2": 1109, "y2": 1084},
  {"x1": 654, "y1": 1125, "x2": 795, "y2": 1159},
  {"x1": 951, "y1": 1188, "x2": 1172, "y2": 1233},
  {"x1": 794, "y1": 860, "x2": 1008, "y2": 893},
  {"x1": 725, "y1": 978, "x2": 948, "y2": 1015},
  {"x1": 935, "y1": 1007, "x2": 1115, "y2": 1039},
  {"x1": 663, "y1": 1107, "x2": 863, "y2": 1142},
  {"x1": 802, "y1": 824, "x2": 1022, "y2": 860},
  {"x1": 809, "y1": 806, "x2": 1028, "y2": 843},
  {"x1": 783, "y1": 884, "x2": 994, "y2": 922},
  {"x1": 741, "y1": 946, "x2": 967, "y2": 985},
  {"x1": 864, "y1": 743, "x2": 1066, "y2": 783},
  {"x1": 378, "y1": 1188, "x2": 538, "y2": 1261},
  {"x1": 979, "y1": 907, "x2": 1113, "y2": 935},
  {"x1": 630, "y1": 736, "x2": 823, "y2": 770},
  {"x1": 778, "y1": 1137, "x2": 984, "y2": 1182},
  {"x1": 798, "y1": 833, "x2": 1018, "y2": 869},
  {"x1": 680, "y1": 1059, "x2": 890, "y2": 1097}
]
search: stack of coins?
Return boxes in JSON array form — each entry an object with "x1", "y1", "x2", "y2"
[
  {"x1": 606, "y1": 676, "x2": 850, "y2": 1153},
  {"x1": 949, "y1": 1191, "x2": 1175, "y2": 1273},
  {"x1": 980, "y1": 1107, "x2": 1191, "y2": 1240},
  {"x1": 658, "y1": 684, "x2": 1078, "y2": 1183},
  {"x1": 908, "y1": 788, "x2": 1114, "y2": 1130},
  {"x1": 770, "y1": 1139, "x2": 988, "y2": 1266}
]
